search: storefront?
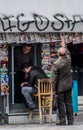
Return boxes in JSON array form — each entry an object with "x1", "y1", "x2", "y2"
[{"x1": 0, "y1": 0, "x2": 83, "y2": 124}]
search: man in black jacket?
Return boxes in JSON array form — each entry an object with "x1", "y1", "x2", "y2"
[
  {"x1": 51, "y1": 39, "x2": 74, "y2": 125},
  {"x1": 20, "y1": 63, "x2": 47, "y2": 110}
]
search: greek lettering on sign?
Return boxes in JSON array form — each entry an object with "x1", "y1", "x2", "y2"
[{"x1": 0, "y1": 13, "x2": 83, "y2": 32}]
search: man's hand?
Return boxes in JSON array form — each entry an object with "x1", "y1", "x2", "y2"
[
  {"x1": 20, "y1": 82, "x2": 28, "y2": 87},
  {"x1": 60, "y1": 38, "x2": 66, "y2": 48}
]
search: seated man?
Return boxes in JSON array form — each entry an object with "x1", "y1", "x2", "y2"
[{"x1": 20, "y1": 63, "x2": 47, "y2": 110}]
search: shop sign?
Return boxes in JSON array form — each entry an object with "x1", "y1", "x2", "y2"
[{"x1": 0, "y1": 13, "x2": 83, "y2": 32}]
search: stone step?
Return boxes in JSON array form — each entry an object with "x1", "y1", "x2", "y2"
[
  {"x1": 5, "y1": 110, "x2": 83, "y2": 125},
  {"x1": 78, "y1": 96, "x2": 83, "y2": 105},
  {"x1": 6, "y1": 111, "x2": 57, "y2": 124}
]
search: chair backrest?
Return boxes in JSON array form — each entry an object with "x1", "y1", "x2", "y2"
[{"x1": 38, "y1": 78, "x2": 53, "y2": 95}]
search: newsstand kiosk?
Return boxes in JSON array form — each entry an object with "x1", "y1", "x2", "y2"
[{"x1": 0, "y1": 0, "x2": 83, "y2": 124}]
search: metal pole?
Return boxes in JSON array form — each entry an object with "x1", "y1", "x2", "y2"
[
  {"x1": 11, "y1": 46, "x2": 14, "y2": 104},
  {"x1": 34, "y1": 44, "x2": 37, "y2": 66}
]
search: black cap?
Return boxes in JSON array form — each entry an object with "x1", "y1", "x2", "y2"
[
  {"x1": 21, "y1": 62, "x2": 31, "y2": 70},
  {"x1": 23, "y1": 43, "x2": 33, "y2": 47}
]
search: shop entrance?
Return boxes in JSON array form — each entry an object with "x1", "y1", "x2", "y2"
[
  {"x1": 8, "y1": 43, "x2": 41, "y2": 107},
  {"x1": 68, "y1": 43, "x2": 83, "y2": 96}
]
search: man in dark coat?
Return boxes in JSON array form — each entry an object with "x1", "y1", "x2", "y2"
[
  {"x1": 14, "y1": 43, "x2": 33, "y2": 71},
  {"x1": 51, "y1": 39, "x2": 74, "y2": 125},
  {"x1": 20, "y1": 63, "x2": 47, "y2": 110}
]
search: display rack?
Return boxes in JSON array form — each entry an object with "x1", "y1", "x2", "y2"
[{"x1": 41, "y1": 42, "x2": 61, "y2": 78}]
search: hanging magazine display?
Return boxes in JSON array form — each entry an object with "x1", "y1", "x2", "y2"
[{"x1": 0, "y1": 43, "x2": 9, "y2": 96}]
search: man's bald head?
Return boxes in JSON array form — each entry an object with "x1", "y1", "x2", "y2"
[{"x1": 58, "y1": 47, "x2": 66, "y2": 57}]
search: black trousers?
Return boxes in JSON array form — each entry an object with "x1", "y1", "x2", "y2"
[{"x1": 57, "y1": 88, "x2": 74, "y2": 124}]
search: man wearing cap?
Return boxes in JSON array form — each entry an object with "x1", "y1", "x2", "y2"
[
  {"x1": 20, "y1": 63, "x2": 47, "y2": 110},
  {"x1": 51, "y1": 39, "x2": 74, "y2": 125}
]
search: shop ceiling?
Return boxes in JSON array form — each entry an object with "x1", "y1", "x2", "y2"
[{"x1": 0, "y1": 0, "x2": 83, "y2": 32}]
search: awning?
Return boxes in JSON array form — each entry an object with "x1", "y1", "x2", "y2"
[{"x1": 0, "y1": 0, "x2": 83, "y2": 32}]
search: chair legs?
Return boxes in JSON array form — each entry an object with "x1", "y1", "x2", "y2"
[
  {"x1": 29, "y1": 110, "x2": 33, "y2": 123},
  {"x1": 28, "y1": 94, "x2": 53, "y2": 124},
  {"x1": 38, "y1": 95, "x2": 42, "y2": 124},
  {"x1": 49, "y1": 95, "x2": 52, "y2": 123},
  {"x1": 38, "y1": 95, "x2": 52, "y2": 124},
  {"x1": 49, "y1": 106, "x2": 52, "y2": 123}
]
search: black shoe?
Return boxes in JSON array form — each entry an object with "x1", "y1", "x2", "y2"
[
  {"x1": 28, "y1": 105, "x2": 36, "y2": 110},
  {"x1": 68, "y1": 119, "x2": 74, "y2": 125},
  {"x1": 56, "y1": 122, "x2": 66, "y2": 126},
  {"x1": 68, "y1": 122, "x2": 73, "y2": 125}
]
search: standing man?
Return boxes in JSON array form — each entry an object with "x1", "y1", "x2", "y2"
[
  {"x1": 51, "y1": 39, "x2": 74, "y2": 125},
  {"x1": 14, "y1": 43, "x2": 33, "y2": 71},
  {"x1": 20, "y1": 63, "x2": 47, "y2": 110}
]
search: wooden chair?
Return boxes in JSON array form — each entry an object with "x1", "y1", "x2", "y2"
[
  {"x1": 29, "y1": 78, "x2": 53, "y2": 124},
  {"x1": 37, "y1": 78, "x2": 53, "y2": 124}
]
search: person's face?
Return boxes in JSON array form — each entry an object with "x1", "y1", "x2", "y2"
[
  {"x1": 23, "y1": 67, "x2": 31, "y2": 73},
  {"x1": 69, "y1": 36, "x2": 73, "y2": 42},
  {"x1": 2, "y1": 63, "x2": 6, "y2": 68},
  {"x1": 23, "y1": 45, "x2": 32, "y2": 54}
]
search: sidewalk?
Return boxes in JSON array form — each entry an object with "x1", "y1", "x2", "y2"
[
  {"x1": 0, "y1": 123, "x2": 83, "y2": 130},
  {"x1": 74, "y1": 111, "x2": 83, "y2": 125},
  {"x1": 0, "y1": 111, "x2": 83, "y2": 130}
]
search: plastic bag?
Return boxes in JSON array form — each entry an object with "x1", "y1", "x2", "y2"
[{"x1": 52, "y1": 94, "x2": 58, "y2": 111}]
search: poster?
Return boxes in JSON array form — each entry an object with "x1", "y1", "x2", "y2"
[{"x1": 0, "y1": 43, "x2": 9, "y2": 96}]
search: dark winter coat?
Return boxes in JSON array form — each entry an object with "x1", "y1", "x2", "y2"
[
  {"x1": 24, "y1": 66, "x2": 47, "y2": 88},
  {"x1": 51, "y1": 48, "x2": 72, "y2": 93}
]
